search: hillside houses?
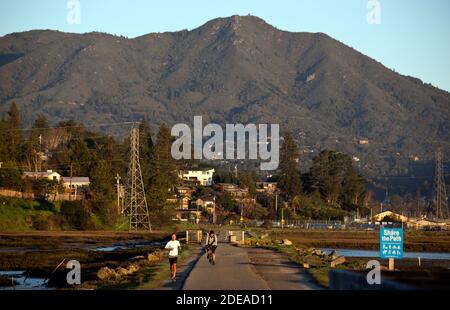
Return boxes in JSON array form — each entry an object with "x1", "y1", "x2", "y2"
[
  {"x1": 21, "y1": 170, "x2": 90, "y2": 198},
  {"x1": 169, "y1": 169, "x2": 274, "y2": 222},
  {"x1": 194, "y1": 196, "x2": 216, "y2": 214}
]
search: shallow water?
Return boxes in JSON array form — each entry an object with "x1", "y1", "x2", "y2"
[
  {"x1": 94, "y1": 240, "x2": 163, "y2": 252},
  {"x1": 0, "y1": 270, "x2": 48, "y2": 290},
  {"x1": 321, "y1": 248, "x2": 450, "y2": 260}
]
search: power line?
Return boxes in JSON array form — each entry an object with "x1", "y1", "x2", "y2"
[
  {"x1": 0, "y1": 158, "x2": 130, "y2": 170},
  {"x1": 0, "y1": 121, "x2": 138, "y2": 133}
]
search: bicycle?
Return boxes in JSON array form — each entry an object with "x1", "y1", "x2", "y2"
[{"x1": 205, "y1": 245, "x2": 216, "y2": 265}]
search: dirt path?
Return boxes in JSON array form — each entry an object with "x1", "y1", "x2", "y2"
[{"x1": 244, "y1": 247, "x2": 322, "y2": 290}]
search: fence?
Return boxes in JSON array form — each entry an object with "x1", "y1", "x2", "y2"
[
  {"x1": 0, "y1": 188, "x2": 82, "y2": 201},
  {"x1": 277, "y1": 219, "x2": 345, "y2": 230},
  {"x1": 227, "y1": 230, "x2": 245, "y2": 243},
  {"x1": 186, "y1": 230, "x2": 203, "y2": 243},
  {"x1": 0, "y1": 189, "x2": 34, "y2": 199}
]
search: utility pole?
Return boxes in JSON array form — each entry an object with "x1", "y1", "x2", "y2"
[
  {"x1": 115, "y1": 173, "x2": 121, "y2": 215},
  {"x1": 275, "y1": 191, "x2": 278, "y2": 212},
  {"x1": 275, "y1": 190, "x2": 278, "y2": 223},
  {"x1": 234, "y1": 164, "x2": 238, "y2": 180},
  {"x1": 69, "y1": 164, "x2": 73, "y2": 201},
  {"x1": 123, "y1": 127, "x2": 151, "y2": 231},
  {"x1": 212, "y1": 195, "x2": 217, "y2": 224},
  {"x1": 433, "y1": 148, "x2": 449, "y2": 219}
]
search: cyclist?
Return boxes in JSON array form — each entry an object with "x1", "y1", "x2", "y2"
[{"x1": 205, "y1": 230, "x2": 218, "y2": 265}]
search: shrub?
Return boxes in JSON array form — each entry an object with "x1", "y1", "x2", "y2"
[{"x1": 60, "y1": 200, "x2": 92, "y2": 230}]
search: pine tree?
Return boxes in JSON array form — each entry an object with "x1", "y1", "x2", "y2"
[
  {"x1": 90, "y1": 158, "x2": 113, "y2": 200},
  {"x1": 238, "y1": 172, "x2": 257, "y2": 196},
  {"x1": 5, "y1": 102, "x2": 24, "y2": 162},
  {"x1": 0, "y1": 118, "x2": 8, "y2": 161},
  {"x1": 147, "y1": 123, "x2": 178, "y2": 226},
  {"x1": 70, "y1": 139, "x2": 92, "y2": 176},
  {"x1": 151, "y1": 123, "x2": 177, "y2": 183},
  {"x1": 139, "y1": 118, "x2": 154, "y2": 156},
  {"x1": 0, "y1": 161, "x2": 22, "y2": 190},
  {"x1": 278, "y1": 131, "x2": 302, "y2": 201},
  {"x1": 139, "y1": 118, "x2": 153, "y2": 189},
  {"x1": 310, "y1": 150, "x2": 346, "y2": 206}
]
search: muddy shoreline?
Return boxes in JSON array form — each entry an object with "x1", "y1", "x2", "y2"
[{"x1": 0, "y1": 231, "x2": 174, "y2": 290}]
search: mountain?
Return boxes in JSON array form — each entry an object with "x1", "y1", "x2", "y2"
[{"x1": 0, "y1": 15, "x2": 449, "y2": 176}]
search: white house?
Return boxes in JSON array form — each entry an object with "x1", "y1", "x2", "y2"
[
  {"x1": 23, "y1": 170, "x2": 61, "y2": 182},
  {"x1": 61, "y1": 177, "x2": 90, "y2": 190},
  {"x1": 359, "y1": 138, "x2": 369, "y2": 145},
  {"x1": 179, "y1": 168, "x2": 215, "y2": 186},
  {"x1": 255, "y1": 182, "x2": 277, "y2": 194}
]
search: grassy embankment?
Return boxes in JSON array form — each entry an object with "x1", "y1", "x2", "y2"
[
  {"x1": 0, "y1": 197, "x2": 58, "y2": 231},
  {"x1": 254, "y1": 229, "x2": 450, "y2": 252},
  {"x1": 0, "y1": 196, "x2": 113, "y2": 231},
  {"x1": 241, "y1": 235, "x2": 350, "y2": 287},
  {"x1": 99, "y1": 246, "x2": 194, "y2": 290}
]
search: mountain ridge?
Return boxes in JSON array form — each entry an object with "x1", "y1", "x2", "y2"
[{"x1": 0, "y1": 15, "x2": 449, "y2": 176}]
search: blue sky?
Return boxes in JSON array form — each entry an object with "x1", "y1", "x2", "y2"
[{"x1": 1, "y1": 0, "x2": 450, "y2": 92}]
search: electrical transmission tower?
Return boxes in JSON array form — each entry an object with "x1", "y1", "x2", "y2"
[
  {"x1": 123, "y1": 127, "x2": 151, "y2": 231},
  {"x1": 433, "y1": 148, "x2": 448, "y2": 219}
]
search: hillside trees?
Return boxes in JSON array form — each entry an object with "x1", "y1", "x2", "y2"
[{"x1": 307, "y1": 150, "x2": 367, "y2": 212}]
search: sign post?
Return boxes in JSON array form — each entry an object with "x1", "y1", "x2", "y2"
[{"x1": 380, "y1": 227, "x2": 403, "y2": 271}]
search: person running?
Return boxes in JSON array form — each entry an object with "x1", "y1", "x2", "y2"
[
  {"x1": 165, "y1": 233, "x2": 181, "y2": 281},
  {"x1": 205, "y1": 230, "x2": 218, "y2": 265}
]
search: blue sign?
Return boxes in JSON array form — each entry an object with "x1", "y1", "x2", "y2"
[{"x1": 380, "y1": 228, "x2": 403, "y2": 259}]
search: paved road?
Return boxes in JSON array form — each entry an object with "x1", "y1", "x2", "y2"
[
  {"x1": 183, "y1": 242, "x2": 270, "y2": 290},
  {"x1": 182, "y1": 241, "x2": 321, "y2": 290}
]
